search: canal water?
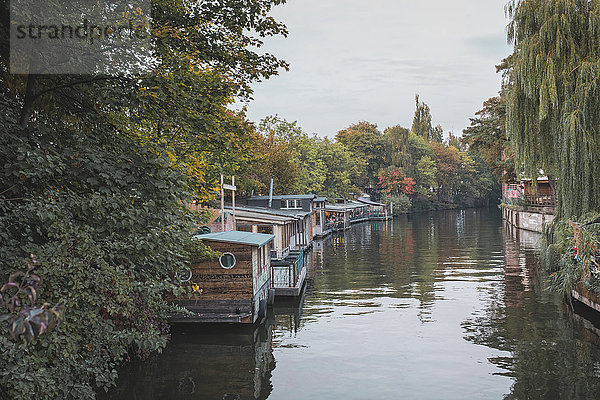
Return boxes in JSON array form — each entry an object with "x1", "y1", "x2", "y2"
[{"x1": 106, "y1": 208, "x2": 600, "y2": 399}]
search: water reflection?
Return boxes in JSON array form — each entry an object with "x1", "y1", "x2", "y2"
[
  {"x1": 106, "y1": 209, "x2": 600, "y2": 400},
  {"x1": 105, "y1": 322, "x2": 276, "y2": 400},
  {"x1": 463, "y1": 220, "x2": 600, "y2": 399}
]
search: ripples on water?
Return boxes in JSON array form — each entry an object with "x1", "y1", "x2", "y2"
[{"x1": 105, "y1": 208, "x2": 600, "y2": 400}]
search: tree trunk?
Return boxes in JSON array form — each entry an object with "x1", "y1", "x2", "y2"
[{"x1": 19, "y1": 73, "x2": 36, "y2": 128}]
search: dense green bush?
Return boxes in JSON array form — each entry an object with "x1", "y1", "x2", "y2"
[
  {"x1": 410, "y1": 196, "x2": 438, "y2": 212},
  {"x1": 385, "y1": 194, "x2": 412, "y2": 215},
  {"x1": 538, "y1": 215, "x2": 600, "y2": 297},
  {"x1": 0, "y1": 110, "x2": 198, "y2": 399}
]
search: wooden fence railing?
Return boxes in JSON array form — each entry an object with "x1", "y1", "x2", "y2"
[{"x1": 523, "y1": 194, "x2": 555, "y2": 207}]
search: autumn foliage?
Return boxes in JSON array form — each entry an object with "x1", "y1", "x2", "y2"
[{"x1": 378, "y1": 168, "x2": 416, "y2": 195}]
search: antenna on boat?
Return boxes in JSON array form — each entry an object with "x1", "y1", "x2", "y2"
[
  {"x1": 221, "y1": 173, "x2": 225, "y2": 231},
  {"x1": 269, "y1": 177, "x2": 274, "y2": 208}
]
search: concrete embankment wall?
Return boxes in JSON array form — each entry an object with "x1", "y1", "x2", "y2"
[{"x1": 502, "y1": 205, "x2": 554, "y2": 233}]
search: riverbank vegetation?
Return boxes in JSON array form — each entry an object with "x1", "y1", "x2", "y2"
[
  {"x1": 0, "y1": 1, "x2": 289, "y2": 398},
  {"x1": 466, "y1": 1, "x2": 600, "y2": 298},
  {"x1": 507, "y1": 0, "x2": 600, "y2": 298},
  {"x1": 251, "y1": 99, "x2": 498, "y2": 215}
]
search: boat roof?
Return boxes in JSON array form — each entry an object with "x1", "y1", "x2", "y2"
[
  {"x1": 229, "y1": 208, "x2": 296, "y2": 223},
  {"x1": 325, "y1": 204, "x2": 349, "y2": 212},
  {"x1": 248, "y1": 194, "x2": 317, "y2": 200},
  {"x1": 345, "y1": 201, "x2": 368, "y2": 209},
  {"x1": 225, "y1": 205, "x2": 311, "y2": 219},
  {"x1": 194, "y1": 231, "x2": 274, "y2": 247},
  {"x1": 325, "y1": 201, "x2": 369, "y2": 211},
  {"x1": 314, "y1": 197, "x2": 327, "y2": 202},
  {"x1": 356, "y1": 197, "x2": 385, "y2": 206}
]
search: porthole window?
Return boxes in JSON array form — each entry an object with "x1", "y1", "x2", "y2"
[
  {"x1": 219, "y1": 252, "x2": 236, "y2": 269},
  {"x1": 176, "y1": 267, "x2": 192, "y2": 282}
]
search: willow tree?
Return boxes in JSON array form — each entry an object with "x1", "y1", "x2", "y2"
[
  {"x1": 506, "y1": 0, "x2": 600, "y2": 218},
  {"x1": 384, "y1": 125, "x2": 411, "y2": 168}
]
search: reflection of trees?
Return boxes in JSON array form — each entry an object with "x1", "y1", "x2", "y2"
[
  {"x1": 462, "y1": 223, "x2": 600, "y2": 399},
  {"x1": 311, "y1": 210, "x2": 511, "y2": 321},
  {"x1": 103, "y1": 323, "x2": 275, "y2": 400}
]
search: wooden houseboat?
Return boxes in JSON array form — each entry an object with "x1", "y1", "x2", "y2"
[
  {"x1": 232, "y1": 206, "x2": 298, "y2": 259},
  {"x1": 346, "y1": 201, "x2": 369, "y2": 224},
  {"x1": 228, "y1": 205, "x2": 310, "y2": 297},
  {"x1": 171, "y1": 231, "x2": 274, "y2": 324},
  {"x1": 241, "y1": 194, "x2": 318, "y2": 246},
  {"x1": 313, "y1": 197, "x2": 328, "y2": 237},
  {"x1": 356, "y1": 196, "x2": 390, "y2": 220},
  {"x1": 324, "y1": 204, "x2": 350, "y2": 231}
]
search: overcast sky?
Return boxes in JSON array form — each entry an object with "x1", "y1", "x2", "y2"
[{"x1": 243, "y1": 0, "x2": 512, "y2": 139}]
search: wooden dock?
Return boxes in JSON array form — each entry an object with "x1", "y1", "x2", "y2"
[
  {"x1": 572, "y1": 283, "x2": 600, "y2": 314},
  {"x1": 271, "y1": 249, "x2": 307, "y2": 297}
]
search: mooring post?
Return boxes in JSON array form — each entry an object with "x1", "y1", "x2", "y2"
[{"x1": 221, "y1": 173, "x2": 225, "y2": 232}]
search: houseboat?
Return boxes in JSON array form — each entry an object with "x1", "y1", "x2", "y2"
[
  {"x1": 231, "y1": 206, "x2": 299, "y2": 258},
  {"x1": 241, "y1": 194, "x2": 319, "y2": 246},
  {"x1": 324, "y1": 204, "x2": 350, "y2": 231},
  {"x1": 346, "y1": 201, "x2": 369, "y2": 224},
  {"x1": 313, "y1": 197, "x2": 328, "y2": 237},
  {"x1": 356, "y1": 196, "x2": 390, "y2": 220},
  {"x1": 171, "y1": 231, "x2": 274, "y2": 324},
  {"x1": 227, "y1": 205, "x2": 310, "y2": 297}
]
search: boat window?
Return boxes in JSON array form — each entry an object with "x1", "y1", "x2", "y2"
[
  {"x1": 175, "y1": 266, "x2": 192, "y2": 282},
  {"x1": 282, "y1": 199, "x2": 302, "y2": 209},
  {"x1": 219, "y1": 252, "x2": 236, "y2": 269},
  {"x1": 258, "y1": 225, "x2": 273, "y2": 234}
]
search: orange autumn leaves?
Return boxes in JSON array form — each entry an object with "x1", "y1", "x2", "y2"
[{"x1": 378, "y1": 168, "x2": 416, "y2": 195}]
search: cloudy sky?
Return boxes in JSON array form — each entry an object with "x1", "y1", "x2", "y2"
[{"x1": 244, "y1": 0, "x2": 513, "y2": 139}]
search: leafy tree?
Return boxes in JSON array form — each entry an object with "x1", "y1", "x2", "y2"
[
  {"x1": 258, "y1": 115, "x2": 304, "y2": 142},
  {"x1": 0, "y1": 110, "x2": 199, "y2": 399},
  {"x1": 406, "y1": 133, "x2": 435, "y2": 178},
  {"x1": 411, "y1": 95, "x2": 432, "y2": 139},
  {"x1": 335, "y1": 121, "x2": 385, "y2": 187},
  {"x1": 251, "y1": 129, "x2": 299, "y2": 195},
  {"x1": 320, "y1": 140, "x2": 363, "y2": 199},
  {"x1": 463, "y1": 95, "x2": 514, "y2": 182},
  {"x1": 415, "y1": 156, "x2": 438, "y2": 198},
  {"x1": 432, "y1": 124, "x2": 444, "y2": 143},
  {"x1": 386, "y1": 193, "x2": 412, "y2": 215},
  {"x1": 506, "y1": 0, "x2": 600, "y2": 217},
  {"x1": 252, "y1": 116, "x2": 362, "y2": 197},
  {"x1": 455, "y1": 151, "x2": 481, "y2": 203},
  {"x1": 462, "y1": 151, "x2": 497, "y2": 205},
  {"x1": 0, "y1": 1, "x2": 290, "y2": 398},
  {"x1": 255, "y1": 116, "x2": 327, "y2": 194},
  {"x1": 431, "y1": 143, "x2": 461, "y2": 203},
  {"x1": 446, "y1": 132, "x2": 465, "y2": 151},
  {"x1": 384, "y1": 125, "x2": 411, "y2": 168},
  {"x1": 411, "y1": 95, "x2": 442, "y2": 143},
  {"x1": 377, "y1": 167, "x2": 415, "y2": 196}
]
